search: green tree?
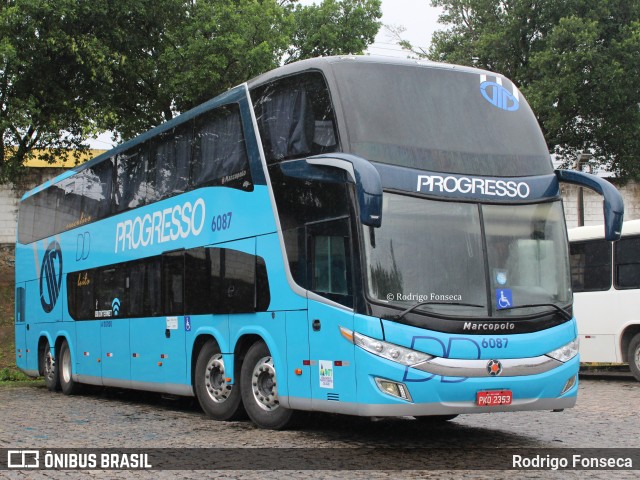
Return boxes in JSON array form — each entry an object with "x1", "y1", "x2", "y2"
[
  {"x1": 286, "y1": 0, "x2": 382, "y2": 63},
  {"x1": 0, "y1": 0, "x2": 125, "y2": 184},
  {"x1": 0, "y1": 0, "x2": 382, "y2": 185},
  {"x1": 406, "y1": 1, "x2": 640, "y2": 178}
]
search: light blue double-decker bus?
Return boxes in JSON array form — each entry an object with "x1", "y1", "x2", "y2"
[{"x1": 14, "y1": 56, "x2": 624, "y2": 429}]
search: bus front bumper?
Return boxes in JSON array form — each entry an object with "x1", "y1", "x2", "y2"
[{"x1": 352, "y1": 349, "x2": 579, "y2": 417}]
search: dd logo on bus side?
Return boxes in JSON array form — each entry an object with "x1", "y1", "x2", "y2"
[{"x1": 40, "y1": 241, "x2": 63, "y2": 313}]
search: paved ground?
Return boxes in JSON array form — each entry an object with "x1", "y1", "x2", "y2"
[{"x1": 0, "y1": 375, "x2": 638, "y2": 479}]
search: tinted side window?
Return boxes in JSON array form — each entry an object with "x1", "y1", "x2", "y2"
[
  {"x1": 67, "y1": 270, "x2": 95, "y2": 320},
  {"x1": 615, "y1": 236, "x2": 640, "y2": 289},
  {"x1": 65, "y1": 246, "x2": 270, "y2": 319},
  {"x1": 149, "y1": 125, "x2": 192, "y2": 201},
  {"x1": 115, "y1": 148, "x2": 148, "y2": 213},
  {"x1": 15, "y1": 286, "x2": 25, "y2": 323},
  {"x1": 127, "y1": 257, "x2": 162, "y2": 317},
  {"x1": 269, "y1": 167, "x2": 351, "y2": 293},
  {"x1": 192, "y1": 105, "x2": 251, "y2": 190},
  {"x1": 32, "y1": 187, "x2": 56, "y2": 242},
  {"x1": 307, "y1": 218, "x2": 353, "y2": 307},
  {"x1": 55, "y1": 176, "x2": 85, "y2": 232},
  {"x1": 163, "y1": 252, "x2": 184, "y2": 316},
  {"x1": 256, "y1": 256, "x2": 271, "y2": 312},
  {"x1": 95, "y1": 267, "x2": 125, "y2": 318},
  {"x1": 569, "y1": 240, "x2": 612, "y2": 292},
  {"x1": 185, "y1": 247, "x2": 223, "y2": 314},
  {"x1": 223, "y1": 249, "x2": 256, "y2": 313},
  {"x1": 252, "y1": 72, "x2": 339, "y2": 164},
  {"x1": 18, "y1": 196, "x2": 36, "y2": 244},
  {"x1": 82, "y1": 159, "x2": 114, "y2": 221}
]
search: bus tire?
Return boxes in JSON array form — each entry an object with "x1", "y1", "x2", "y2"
[
  {"x1": 194, "y1": 340, "x2": 244, "y2": 421},
  {"x1": 42, "y1": 339, "x2": 60, "y2": 392},
  {"x1": 59, "y1": 340, "x2": 82, "y2": 395},
  {"x1": 240, "y1": 340, "x2": 296, "y2": 430},
  {"x1": 629, "y1": 333, "x2": 640, "y2": 382}
]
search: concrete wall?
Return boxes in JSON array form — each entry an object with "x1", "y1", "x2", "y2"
[
  {"x1": 0, "y1": 184, "x2": 18, "y2": 244},
  {"x1": 0, "y1": 168, "x2": 61, "y2": 244},
  {"x1": 561, "y1": 180, "x2": 640, "y2": 229}
]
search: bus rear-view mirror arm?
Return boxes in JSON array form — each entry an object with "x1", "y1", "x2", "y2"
[
  {"x1": 280, "y1": 154, "x2": 383, "y2": 227},
  {"x1": 555, "y1": 169, "x2": 624, "y2": 241}
]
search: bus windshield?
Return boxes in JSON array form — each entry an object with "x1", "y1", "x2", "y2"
[
  {"x1": 365, "y1": 194, "x2": 572, "y2": 318},
  {"x1": 333, "y1": 62, "x2": 552, "y2": 177}
]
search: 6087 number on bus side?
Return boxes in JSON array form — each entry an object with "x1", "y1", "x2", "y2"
[{"x1": 211, "y1": 212, "x2": 233, "y2": 232}]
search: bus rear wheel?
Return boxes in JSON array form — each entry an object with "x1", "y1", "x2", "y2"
[
  {"x1": 59, "y1": 340, "x2": 81, "y2": 395},
  {"x1": 194, "y1": 340, "x2": 244, "y2": 421},
  {"x1": 42, "y1": 339, "x2": 60, "y2": 392},
  {"x1": 240, "y1": 340, "x2": 297, "y2": 430},
  {"x1": 629, "y1": 333, "x2": 640, "y2": 382}
]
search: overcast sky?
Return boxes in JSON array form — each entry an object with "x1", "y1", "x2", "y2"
[{"x1": 366, "y1": 0, "x2": 443, "y2": 58}]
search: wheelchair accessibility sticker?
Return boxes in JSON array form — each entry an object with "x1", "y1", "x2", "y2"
[{"x1": 496, "y1": 289, "x2": 513, "y2": 310}]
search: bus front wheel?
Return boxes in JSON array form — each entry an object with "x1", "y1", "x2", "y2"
[
  {"x1": 240, "y1": 340, "x2": 296, "y2": 430},
  {"x1": 42, "y1": 339, "x2": 60, "y2": 392},
  {"x1": 59, "y1": 340, "x2": 81, "y2": 395},
  {"x1": 629, "y1": 333, "x2": 640, "y2": 382},
  {"x1": 194, "y1": 340, "x2": 244, "y2": 421}
]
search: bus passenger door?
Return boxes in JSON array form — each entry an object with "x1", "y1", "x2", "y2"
[
  {"x1": 306, "y1": 219, "x2": 357, "y2": 410},
  {"x1": 24, "y1": 280, "x2": 43, "y2": 373},
  {"x1": 14, "y1": 283, "x2": 27, "y2": 371},
  {"x1": 96, "y1": 267, "x2": 130, "y2": 387},
  {"x1": 70, "y1": 269, "x2": 102, "y2": 383},
  {"x1": 130, "y1": 252, "x2": 187, "y2": 388},
  {"x1": 159, "y1": 251, "x2": 187, "y2": 387}
]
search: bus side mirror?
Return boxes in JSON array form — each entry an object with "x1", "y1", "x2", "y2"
[
  {"x1": 555, "y1": 169, "x2": 624, "y2": 241},
  {"x1": 280, "y1": 154, "x2": 383, "y2": 227}
]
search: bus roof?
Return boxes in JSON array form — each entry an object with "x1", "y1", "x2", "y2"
[
  {"x1": 568, "y1": 219, "x2": 640, "y2": 241},
  {"x1": 21, "y1": 56, "x2": 516, "y2": 201},
  {"x1": 246, "y1": 55, "x2": 500, "y2": 89}
]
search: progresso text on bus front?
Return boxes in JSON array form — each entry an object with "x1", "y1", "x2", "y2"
[{"x1": 417, "y1": 174, "x2": 531, "y2": 199}]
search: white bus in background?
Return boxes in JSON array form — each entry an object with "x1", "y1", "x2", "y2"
[{"x1": 568, "y1": 220, "x2": 640, "y2": 381}]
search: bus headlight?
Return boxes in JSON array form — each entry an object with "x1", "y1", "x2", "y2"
[
  {"x1": 546, "y1": 338, "x2": 580, "y2": 363},
  {"x1": 352, "y1": 332, "x2": 433, "y2": 366},
  {"x1": 375, "y1": 378, "x2": 413, "y2": 401}
]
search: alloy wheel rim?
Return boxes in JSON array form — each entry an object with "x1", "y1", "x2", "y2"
[
  {"x1": 251, "y1": 356, "x2": 279, "y2": 411},
  {"x1": 204, "y1": 354, "x2": 231, "y2": 403}
]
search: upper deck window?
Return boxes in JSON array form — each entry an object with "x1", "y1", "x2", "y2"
[
  {"x1": 251, "y1": 72, "x2": 339, "y2": 164},
  {"x1": 18, "y1": 103, "x2": 250, "y2": 244},
  {"x1": 333, "y1": 63, "x2": 553, "y2": 177}
]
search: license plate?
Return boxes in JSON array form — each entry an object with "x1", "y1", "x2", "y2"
[{"x1": 476, "y1": 390, "x2": 513, "y2": 406}]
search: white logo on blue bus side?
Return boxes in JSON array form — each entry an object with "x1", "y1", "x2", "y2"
[{"x1": 115, "y1": 198, "x2": 206, "y2": 253}]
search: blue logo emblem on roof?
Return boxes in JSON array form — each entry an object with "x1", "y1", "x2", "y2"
[{"x1": 480, "y1": 80, "x2": 519, "y2": 111}]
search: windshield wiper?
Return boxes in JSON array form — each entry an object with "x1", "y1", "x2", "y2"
[
  {"x1": 497, "y1": 303, "x2": 572, "y2": 320},
  {"x1": 385, "y1": 301, "x2": 485, "y2": 322}
]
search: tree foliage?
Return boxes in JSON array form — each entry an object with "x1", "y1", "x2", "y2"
[
  {"x1": 0, "y1": 0, "x2": 382, "y2": 185},
  {"x1": 417, "y1": 0, "x2": 640, "y2": 178},
  {"x1": 286, "y1": 0, "x2": 381, "y2": 63}
]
